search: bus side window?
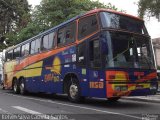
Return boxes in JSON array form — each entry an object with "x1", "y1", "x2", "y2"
[
  {"x1": 41, "y1": 32, "x2": 55, "y2": 51},
  {"x1": 48, "y1": 32, "x2": 55, "y2": 48},
  {"x1": 31, "y1": 38, "x2": 41, "y2": 54},
  {"x1": 21, "y1": 43, "x2": 30, "y2": 57},
  {"x1": 77, "y1": 42, "x2": 86, "y2": 66},
  {"x1": 57, "y1": 27, "x2": 65, "y2": 46},
  {"x1": 89, "y1": 40, "x2": 101, "y2": 68},
  {"x1": 65, "y1": 22, "x2": 76, "y2": 44},
  {"x1": 57, "y1": 22, "x2": 76, "y2": 46},
  {"x1": 42, "y1": 35, "x2": 49, "y2": 51},
  {"x1": 78, "y1": 15, "x2": 98, "y2": 40},
  {"x1": 31, "y1": 40, "x2": 36, "y2": 54},
  {"x1": 6, "y1": 50, "x2": 13, "y2": 61},
  {"x1": 13, "y1": 47, "x2": 21, "y2": 59}
]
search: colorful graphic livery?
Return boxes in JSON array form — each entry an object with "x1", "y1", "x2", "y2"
[{"x1": 3, "y1": 9, "x2": 158, "y2": 102}]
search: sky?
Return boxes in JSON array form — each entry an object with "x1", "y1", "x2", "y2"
[{"x1": 28, "y1": 0, "x2": 160, "y2": 39}]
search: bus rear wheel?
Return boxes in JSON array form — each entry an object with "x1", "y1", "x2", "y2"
[
  {"x1": 13, "y1": 80, "x2": 20, "y2": 94},
  {"x1": 67, "y1": 78, "x2": 83, "y2": 103},
  {"x1": 1, "y1": 83, "x2": 5, "y2": 90}
]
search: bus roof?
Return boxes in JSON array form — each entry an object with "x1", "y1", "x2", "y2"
[
  {"x1": 6, "y1": 9, "x2": 143, "y2": 52},
  {"x1": 85, "y1": 9, "x2": 143, "y2": 21}
]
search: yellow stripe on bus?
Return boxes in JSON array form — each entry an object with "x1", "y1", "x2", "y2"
[{"x1": 15, "y1": 61, "x2": 43, "y2": 78}]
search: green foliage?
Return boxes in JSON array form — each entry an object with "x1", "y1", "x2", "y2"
[
  {"x1": 138, "y1": 0, "x2": 160, "y2": 20},
  {"x1": 0, "y1": 0, "x2": 31, "y2": 50},
  {"x1": 0, "y1": 0, "x2": 31, "y2": 35},
  {"x1": 4, "y1": 0, "x2": 119, "y2": 49},
  {"x1": 157, "y1": 66, "x2": 160, "y2": 70}
]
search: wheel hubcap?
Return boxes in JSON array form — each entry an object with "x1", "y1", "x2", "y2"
[
  {"x1": 20, "y1": 83, "x2": 24, "y2": 93},
  {"x1": 14, "y1": 84, "x2": 17, "y2": 92},
  {"x1": 69, "y1": 84, "x2": 78, "y2": 99}
]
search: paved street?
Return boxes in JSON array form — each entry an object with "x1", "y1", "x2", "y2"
[{"x1": 0, "y1": 88, "x2": 160, "y2": 120}]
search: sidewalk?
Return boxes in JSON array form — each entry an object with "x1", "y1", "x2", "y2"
[{"x1": 123, "y1": 93, "x2": 160, "y2": 103}]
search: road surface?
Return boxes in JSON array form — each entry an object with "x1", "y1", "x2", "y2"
[{"x1": 0, "y1": 89, "x2": 159, "y2": 120}]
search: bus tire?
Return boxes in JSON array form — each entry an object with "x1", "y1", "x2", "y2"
[
  {"x1": 2, "y1": 85, "x2": 5, "y2": 90},
  {"x1": 107, "y1": 97, "x2": 120, "y2": 102},
  {"x1": 13, "y1": 79, "x2": 20, "y2": 94},
  {"x1": 19, "y1": 78, "x2": 27, "y2": 95},
  {"x1": 67, "y1": 78, "x2": 83, "y2": 103},
  {"x1": 1, "y1": 83, "x2": 5, "y2": 90}
]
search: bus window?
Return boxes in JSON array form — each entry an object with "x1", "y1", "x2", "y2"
[
  {"x1": 48, "y1": 32, "x2": 55, "y2": 48},
  {"x1": 31, "y1": 40, "x2": 36, "y2": 54},
  {"x1": 57, "y1": 27, "x2": 65, "y2": 46},
  {"x1": 65, "y1": 22, "x2": 76, "y2": 43},
  {"x1": 21, "y1": 43, "x2": 30, "y2": 57},
  {"x1": 77, "y1": 42, "x2": 86, "y2": 66},
  {"x1": 35, "y1": 39, "x2": 41, "y2": 52},
  {"x1": 78, "y1": 15, "x2": 98, "y2": 40},
  {"x1": 6, "y1": 50, "x2": 13, "y2": 61},
  {"x1": 42, "y1": 35, "x2": 49, "y2": 50},
  {"x1": 13, "y1": 47, "x2": 21, "y2": 59},
  {"x1": 57, "y1": 22, "x2": 76, "y2": 46},
  {"x1": 89, "y1": 40, "x2": 101, "y2": 68},
  {"x1": 42, "y1": 32, "x2": 55, "y2": 51},
  {"x1": 31, "y1": 38, "x2": 41, "y2": 54}
]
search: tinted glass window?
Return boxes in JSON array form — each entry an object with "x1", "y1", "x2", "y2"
[
  {"x1": 42, "y1": 35, "x2": 49, "y2": 50},
  {"x1": 31, "y1": 40, "x2": 36, "y2": 54},
  {"x1": 100, "y1": 12, "x2": 148, "y2": 34},
  {"x1": 42, "y1": 32, "x2": 55, "y2": 50},
  {"x1": 57, "y1": 28, "x2": 65, "y2": 45},
  {"x1": 31, "y1": 39, "x2": 41, "y2": 54},
  {"x1": 77, "y1": 42, "x2": 86, "y2": 66},
  {"x1": 89, "y1": 40, "x2": 101, "y2": 68},
  {"x1": 78, "y1": 15, "x2": 98, "y2": 40},
  {"x1": 21, "y1": 43, "x2": 30, "y2": 57},
  {"x1": 6, "y1": 50, "x2": 13, "y2": 61},
  {"x1": 13, "y1": 47, "x2": 21, "y2": 59},
  {"x1": 102, "y1": 31, "x2": 154, "y2": 69},
  {"x1": 65, "y1": 22, "x2": 76, "y2": 43},
  {"x1": 35, "y1": 39, "x2": 41, "y2": 53},
  {"x1": 57, "y1": 22, "x2": 76, "y2": 46},
  {"x1": 48, "y1": 32, "x2": 55, "y2": 49}
]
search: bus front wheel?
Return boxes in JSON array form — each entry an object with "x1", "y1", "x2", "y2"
[{"x1": 67, "y1": 78, "x2": 83, "y2": 103}]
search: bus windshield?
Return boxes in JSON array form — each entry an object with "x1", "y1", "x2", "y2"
[
  {"x1": 102, "y1": 31, "x2": 155, "y2": 69},
  {"x1": 100, "y1": 12, "x2": 148, "y2": 35}
]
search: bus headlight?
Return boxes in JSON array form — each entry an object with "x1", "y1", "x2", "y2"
[
  {"x1": 115, "y1": 86, "x2": 121, "y2": 91},
  {"x1": 115, "y1": 86, "x2": 128, "y2": 91}
]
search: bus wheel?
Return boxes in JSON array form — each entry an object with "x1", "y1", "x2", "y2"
[
  {"x1": 68, "y1": 79, "x2": 83, "y2": 103},
  {"x1": 1, "y1": 83, "x2": 5, "y2": 90},
  {"x1": 107, "y1": 97, "x2": 120, "y2": 102},
  {"x1": 20, "y1": 79, "x2": 27, "y2": 95},
  {"x1": 13, "y1": 80, "x2": 20, "y2": 94},
  {"x1": 2, "y1": 85, "x2": 5, "y2": 90}
]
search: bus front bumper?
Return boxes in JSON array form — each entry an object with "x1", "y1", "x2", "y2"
[{"x1": 106, "y1": 83, "x2": 158, "y2": 98}]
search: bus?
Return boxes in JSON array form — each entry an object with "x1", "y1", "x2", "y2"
[{"x1": 3, "y1": 9, "x2": 158, "y2": 102}]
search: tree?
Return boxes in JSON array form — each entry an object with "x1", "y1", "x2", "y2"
[
  {"x1": 0, "y1": 0, "x2": 31, "y2": 50},
  {"x1": 138, "y1": 0, "x2": 160, "y2": 20}
]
